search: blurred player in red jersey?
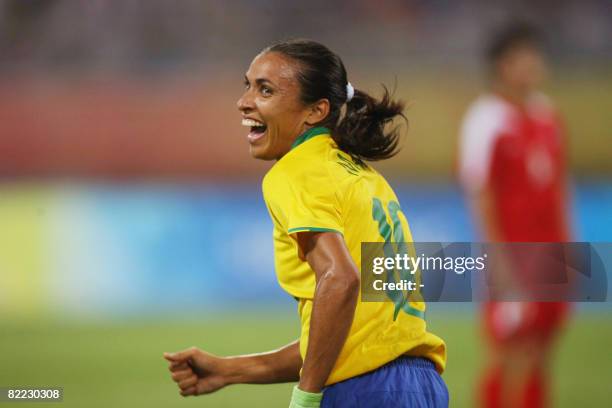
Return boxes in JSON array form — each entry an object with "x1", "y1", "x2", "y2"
[{"x1": 458, "y1": 22, "x2": 571, "y2": 408}]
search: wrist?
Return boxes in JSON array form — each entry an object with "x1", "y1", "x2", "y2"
[
  {"x1": 220, "y1": 356, "x2": 244, "y2": 385},
  {"x1": 290, "y1": 385, "x2": 322, "y2": 408},
  {"x1": 297, "y1": 381, "x2": 322, "y2": 394}
]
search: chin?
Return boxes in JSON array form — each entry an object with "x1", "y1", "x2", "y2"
[{"x1": 249, "y1": 145, "x2": 276, "y2": 161}]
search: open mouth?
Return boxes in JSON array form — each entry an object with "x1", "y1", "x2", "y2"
[{"x1": 242, "y1": 118, "x2": 267, "y2": 143}]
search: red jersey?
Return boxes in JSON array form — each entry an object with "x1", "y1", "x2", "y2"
[{"x1": 459, "y1": 93, "x2": 568, "y2": 242}]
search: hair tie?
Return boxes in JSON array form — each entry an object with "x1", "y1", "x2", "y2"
[{"x1": 346, "y1": 82, "x2": 354, "y2": 103}]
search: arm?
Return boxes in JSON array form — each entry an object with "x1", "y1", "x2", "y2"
[
  {"x1": 295, "y1": 231, "x2": 360, "y2": 393},
  {"x1": 164, "y1": 339, "x2": 302, "y2": 396},
  {"x1": 469, "y1": 185, "x2": 502, "y2": 242},
  {"x1": 224, "y1": 339, "x2": 302, "y2": 384}
]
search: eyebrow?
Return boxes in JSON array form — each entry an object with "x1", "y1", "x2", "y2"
[{"x1": 244, "y1": 75, "x2": 276, "y2": 87}]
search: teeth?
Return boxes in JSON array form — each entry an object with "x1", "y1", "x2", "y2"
[{"x1": 242, "y1": 118, "x2": 265, "y2": 127}]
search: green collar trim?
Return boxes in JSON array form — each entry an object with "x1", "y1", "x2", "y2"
[{"x1": 291, "y1": 127, "x2": 330, "y2": 150}]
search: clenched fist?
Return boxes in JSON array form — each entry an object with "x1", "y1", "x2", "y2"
[{"x1": 163, "y1": 347, "x2": 230, "y2": 397}]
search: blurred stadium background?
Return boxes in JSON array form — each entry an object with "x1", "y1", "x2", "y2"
[{"x1": 0, "y1": 1, "x2": 610, "y2": 407}]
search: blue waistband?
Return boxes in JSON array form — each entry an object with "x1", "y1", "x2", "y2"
[
  {"x1": 321, "y1": 355, "x2": 448, "y2": 407},
  {"x1": 385, "y1": 356, "x2": 436, "y2": 370}
]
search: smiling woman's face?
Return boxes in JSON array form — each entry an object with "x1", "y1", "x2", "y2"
[{"x1": 237, "y1": 52, "x2": 313, "y2": 160}]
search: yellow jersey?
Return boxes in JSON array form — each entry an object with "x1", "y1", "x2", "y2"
[{"x1": 262, "y1": 127, "x2": 446, "y2": 385}]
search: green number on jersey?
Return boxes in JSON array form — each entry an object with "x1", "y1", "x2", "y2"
[{"x1": 372, "y1": 198, "x2": 424, "y2": 320}]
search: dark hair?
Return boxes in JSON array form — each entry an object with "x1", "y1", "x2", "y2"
[
  {"x1": 486, "y1": 21, "x2": 542, "y2": 65},
  {"x1": 263, "y1": 39, "x2": 406, "y2": 162}
]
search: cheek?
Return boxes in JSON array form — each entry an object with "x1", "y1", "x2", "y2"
[
  {"x1": 530, "y1": 60, "x2": 545, "y2": 79},
  {"x1": 516, "y1": 57, "x2": 541, "y2": 80},
  {"x1": 258, "y1": 100, "x2": 285, "y2": 126},
  {"x1": 264, "y1": 102, "x2": 301, "y2": 132},
  {"x1": 504, "y1": 63, "x2": 525, "y2": 83}
]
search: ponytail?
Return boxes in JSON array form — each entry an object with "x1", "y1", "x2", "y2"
[
  {"x1": 334, "y1": 86, "x2": 406, "y2": 162},
  {"x1": 264, "y1": 39, "x2": 407, "y2": 162}
]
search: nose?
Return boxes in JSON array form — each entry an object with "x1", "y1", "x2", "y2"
[{"x1": 237, "y1": 89, "x2": 254, "y2": 113}]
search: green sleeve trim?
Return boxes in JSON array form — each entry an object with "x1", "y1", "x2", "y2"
[{"x1": 287, "y1": 227, "x2": 342, "y2": 234}]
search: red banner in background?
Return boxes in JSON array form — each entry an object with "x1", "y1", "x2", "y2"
[
  {"x1": 0, "y1": 77, "x2": 270, "y2": 180},
  {"x1": 1, "y1": 73, "x2": 610, "y2": 180}
]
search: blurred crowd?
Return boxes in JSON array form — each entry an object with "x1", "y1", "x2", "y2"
[{"x1": 1, "y1": 0, "x2": 610, "y2": 75}]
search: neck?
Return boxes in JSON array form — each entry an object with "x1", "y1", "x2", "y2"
[{"x1": 492, "y1": 82, "x2": 530, "y2": 107}]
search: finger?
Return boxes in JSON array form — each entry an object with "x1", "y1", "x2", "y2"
[
  {"x1": 178, "y1": 375, "x2": 198, "y2": 390},
  {"x1": 164, "y1": 348, "x2": 196, "y2": 362},
  {"x1": 168, "y1": 361, "x2": 190, "y2": 372},
  {"x1": 180, "y1": 386, "x2": 197, "y2": 397},
  {"x1": 171, "y1": 369, "x2": 193, "y2": 383}
]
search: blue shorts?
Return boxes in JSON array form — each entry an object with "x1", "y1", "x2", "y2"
[{"x1": 321, "y1": 357, "x2": 449, "y2": 407}]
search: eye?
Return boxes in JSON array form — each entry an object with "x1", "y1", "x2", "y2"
[
  {"x1": 244, "y1": 79, "x2": 250, "y2": 90},
  {"x1": 261, "y1": 86, "x2": 273, "y2": 96}
]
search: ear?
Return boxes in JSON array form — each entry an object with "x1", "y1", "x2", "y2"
[{"x1": 304, "y1": 99, "x2": 330, "y2": 126}]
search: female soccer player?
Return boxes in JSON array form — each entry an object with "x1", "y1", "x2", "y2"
[
  {"x1": 459, "y1": 23, "x2": 571, "y2": 408},
  {"x1": 164, "y1": 39, "x2": 448, "y2": 407}
]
